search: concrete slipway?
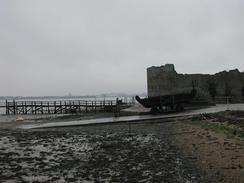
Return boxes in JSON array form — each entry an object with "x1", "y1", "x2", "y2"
[{"x1": 18, "y1": 104, "x2": 244, "y2": 129}]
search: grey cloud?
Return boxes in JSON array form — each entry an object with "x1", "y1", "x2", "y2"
[{"x1": 0, "y1": 0, "x2": 243, "y2": 96}]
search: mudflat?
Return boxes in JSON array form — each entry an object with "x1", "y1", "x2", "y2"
[
  {"x1": 0, "y1": 111, "x2": 244, "y2": 182},
  {"x1": 0, "y1": 120, "x2": 213, "y2": 183}
]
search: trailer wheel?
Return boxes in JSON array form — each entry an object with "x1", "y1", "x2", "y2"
[{"x1": 150, "y1": 107, "x2": 159, "y2": 114}]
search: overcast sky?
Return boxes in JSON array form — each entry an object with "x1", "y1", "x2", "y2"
[{"x1": 0, "y1": 0, "x2": 243, "y2": 96}]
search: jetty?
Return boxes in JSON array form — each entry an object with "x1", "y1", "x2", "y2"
[{"x1": 0, "y1": 99, "x2": 127, "y2": 115}]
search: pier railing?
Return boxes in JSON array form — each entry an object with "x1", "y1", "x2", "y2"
[{"x1": 0, "y1": 99, "x2": 122, "y2": 115}]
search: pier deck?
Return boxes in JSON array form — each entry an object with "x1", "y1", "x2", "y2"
[{"x1": 0, "y1": 99, "x2": 123, "y2": 115}]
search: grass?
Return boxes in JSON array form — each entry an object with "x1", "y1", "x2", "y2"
[{"x1": 188, "y1": 119, "x2": 244, "y2": 140}]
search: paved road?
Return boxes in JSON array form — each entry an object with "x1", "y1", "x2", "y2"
[{"x1": 18, "y1": 104, "x2": 244, "y2": 129}]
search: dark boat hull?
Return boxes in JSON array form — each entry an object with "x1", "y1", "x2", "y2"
[{"x1": 135, "y1": 89, "x2": 197, "y2": 112}]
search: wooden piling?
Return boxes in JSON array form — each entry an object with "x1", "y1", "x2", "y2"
[
  {"x1": 13, "y1": 100, "x2": 16, "y2": 115},
  {"x1": 2, "y1": 98, "x2": 125, "y2": 115},
  {"x1": 5, "y1": 100, "x2": 7, "y2": 115}
]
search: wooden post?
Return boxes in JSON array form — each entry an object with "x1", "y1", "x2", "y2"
[
  {"x1": 47, "y1": 102, "x2": 50, "y2": 114},
  {"x1": 115, "y1": 98, "x2": 120, "y2": 117},
  {"x1": 5, "y1": 100, "x2": 9, "y2": 115},
  {"x1": 20, "y1": 102, "x2": 23, "y2": 114},
  {"x1": 13, "y1": 100, "x2": 16, "y2": 115},
  {"x1": 64, "y1": 101, "x2": 67, "y2": 113},
  {"x1": 54, "y1": 101, "x2": 56, "y2": 114},
  {"x1": 25, "y1": 102, "x2": 27, "y2": 114},
  {"x1": 103, "y1": 100, "x2": 105, "y2": 112},
  {"x1": 34, "y1": 102, "x2": 37, "y2": 114},
  {"x1": 31, "y1": 101, "x2": 33, "y2": 114},
  {"x1": 69, "y1": 101, "x2": 71, "y2": 113},
  {"x1": 95, "y1": 101, "x2": 96, "y2": 113},
  {"x1": 41, "y1": 102, "x2": 43, "y2": 114},
  {"x1": 78, "y1": 101, "x2": 81, "y2": 112},
  {"x1": 73, "y1": 101, "x2": 75, "y2": 113},
  {"x1": 92, "y1": 101, "x2": 94, "y2": 113},
  {"x1": 60, "y1": 101, "x2": 62, "y2": 114}
]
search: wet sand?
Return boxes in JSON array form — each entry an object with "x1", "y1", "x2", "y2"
[{"x1": 0, "y1": 121, "x2": 214, "y2": 183}]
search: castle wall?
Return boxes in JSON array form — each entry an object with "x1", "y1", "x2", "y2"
[{"x1": 147, "y1": 64, "x2": 244, "y2": 100}]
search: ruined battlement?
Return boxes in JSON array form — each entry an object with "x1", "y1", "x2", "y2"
[
  {"x1": 147, "y1": 64, "x2": 244, "y2": 101},
  {"x1": 148, "y1": 64, "x2": 176, "y2": 73}
]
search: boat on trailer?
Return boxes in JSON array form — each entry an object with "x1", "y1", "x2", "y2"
[{"x1": 135, "y1": 88, "x2": 197, "y2": 113}]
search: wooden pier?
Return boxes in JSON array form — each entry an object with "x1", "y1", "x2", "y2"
[{"x1": 0, "y1": 99, "x2": 123, "y2": 115}]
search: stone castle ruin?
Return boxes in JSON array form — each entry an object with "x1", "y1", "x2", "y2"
[{"x1": 147, "y1": 64, "x2": 244, "y2": 102}]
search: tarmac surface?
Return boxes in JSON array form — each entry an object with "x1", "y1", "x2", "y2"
[{"x1": 18, "y1": 104, "x2": 244, "y2": 129}]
